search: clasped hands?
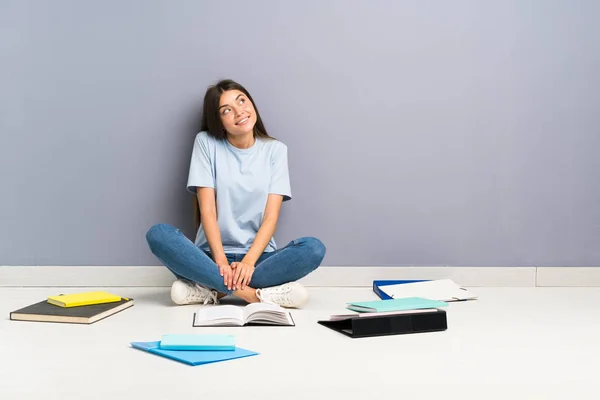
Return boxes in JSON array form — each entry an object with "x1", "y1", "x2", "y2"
[{"x1": 217, "y1": 261, "x2": 254, "y2": 291}]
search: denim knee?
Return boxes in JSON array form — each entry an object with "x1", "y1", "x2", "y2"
[
  {"x1": 145, "y1": 223, "x2": 176, "y2": 250},
  {"x1": 295, "y1": 236, "x2": 326, "y2": 266}
]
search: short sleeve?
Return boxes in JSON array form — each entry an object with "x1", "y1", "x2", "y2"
[
  {"x1": 186, "y1": 132, "x2": 215, "y2": 194},
  {"x1": 269, "y1": 142, "x2": 292, "y2": 201}
]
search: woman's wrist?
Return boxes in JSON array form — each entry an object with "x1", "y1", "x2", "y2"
[
  {"x1": 240, "y1": 257, "x2": 256, "y2": 267},
  {"x1": 214, "y1": 256, "x2": 229, "y2": 266}
]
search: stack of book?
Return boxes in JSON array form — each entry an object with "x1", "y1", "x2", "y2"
[
  {"x1": 131, "y1": 334, "x2": 258, "y2": 366},
  {"x1": 318, "y1": 297, "x2": 449, "y2": 338},
  {"x1": 9, "y1": 291, "x2": 134, "y2": 324},
  {"x1": 319, "y1": 279, "x2": 480, "y2": 338}
]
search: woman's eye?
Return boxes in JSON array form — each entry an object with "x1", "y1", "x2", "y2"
[{"x1": 222, "y1": 109, "x2": 230, "y2": 115}]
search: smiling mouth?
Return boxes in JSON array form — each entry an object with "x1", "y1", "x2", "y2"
[{"x1": 236, "y1": 117, "x2": 250, "y2": 126}]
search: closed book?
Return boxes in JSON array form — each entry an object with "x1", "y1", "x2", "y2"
[
  {"x1": 159, "y1": 334, "x2": 235, "y2": 351},
  {"x1": 10, "y1": 298, "x2": 134, "y2": 324},
  {"x1": 47, "y1": 291, "x2": 123, "y2": 307}
]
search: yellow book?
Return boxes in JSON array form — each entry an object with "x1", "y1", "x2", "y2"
[{"x1": 47, "y1": 291, "x2": 123, "y2": 308}]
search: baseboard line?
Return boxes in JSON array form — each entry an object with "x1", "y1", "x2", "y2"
[
  {"x1": 0, "y1": 265, "x2": 536, "y2": 287},
  {"x1": 536, "y1": 267, "x2": 600, "y2": 287},
  {"x1": 1, "y1": 265, "x2": 599, "y2": 287}
]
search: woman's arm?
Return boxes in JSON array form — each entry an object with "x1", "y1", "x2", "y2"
[
  {"x1": 232, "y1": 194, "x2": 283, "y2": 289},
  {"x1": 242, "y1": 194, "x2": 283, "y2": 266},
  {"x1": 197, "y1": 187, "x2": 233, "y2": 289}
]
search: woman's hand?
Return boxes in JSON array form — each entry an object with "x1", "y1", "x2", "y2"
[
  {"x1": 217, "y1": 262, "x2": 234, "y2": 290},
  {"x1": 230, "y1": 262, "x2": 255, "y2": 290}
]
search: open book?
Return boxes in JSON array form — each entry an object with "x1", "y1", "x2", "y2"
[{"x1": 193, "y1": 303, "x2": 295, "y2": 327}]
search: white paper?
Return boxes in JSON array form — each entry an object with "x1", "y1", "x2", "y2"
[{"x1": 380, "y1": 279, "x2": 478, "y2": 301}]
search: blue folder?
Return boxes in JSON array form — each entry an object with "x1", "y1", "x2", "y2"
[
  {"x1": 373, "y1": 280, "x2": 430, "y2": 300},
  {"x1": 131, "y1": 341, "x2": 258, "y2": 366}
]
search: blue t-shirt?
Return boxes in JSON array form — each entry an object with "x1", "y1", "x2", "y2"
[{"x1": 186, "y1": 131, "x2": 292, "y2": 254}]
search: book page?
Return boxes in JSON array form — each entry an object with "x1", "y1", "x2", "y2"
[
  {"x1": 194, "y1": 305, "x2": 244, "y2": 326},
  {"x1": 243, "y1": 303, "x2": 293, "y2": 325},
  {"x1": 242, "y1": 302, "x2": 284, "y2": 321}
]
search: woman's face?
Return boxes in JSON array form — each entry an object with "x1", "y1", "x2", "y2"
[{"x1": 218, "y1": 90, "x2": 257, "y2": 137}]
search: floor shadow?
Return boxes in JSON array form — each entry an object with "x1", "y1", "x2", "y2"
[
  {"x1": 130, "y1": 289, "x2": 249, "y2": 307},
  {"x1": 127, "y1": 288, "x2": 172, "y2": 307},
  {"x1": 218, "y1": 296, "x2": 248, "y2": 306}
]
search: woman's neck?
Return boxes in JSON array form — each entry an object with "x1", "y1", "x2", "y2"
[{"x1": 227, "y1": 132, "x2": 255, "y2": 149}]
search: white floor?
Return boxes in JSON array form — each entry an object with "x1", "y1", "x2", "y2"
[{"x1": 2, "y1": 286, "x2": 600, "y2": 400}]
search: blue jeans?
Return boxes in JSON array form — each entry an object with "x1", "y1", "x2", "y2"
[{"x1": 145, "y1": 223, "x2": 326, "y2": 295}]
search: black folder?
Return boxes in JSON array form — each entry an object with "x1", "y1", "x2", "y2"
[{"x1": 318, "y1": 309, "x2": 447, "y2": 338}]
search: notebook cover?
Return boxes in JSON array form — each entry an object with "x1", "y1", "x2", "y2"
[
  {"x1": 159, "y1": 334, "x2": 236, "y2": 351},
  {"x1": 47, "y1": 291, "x2": 123, "y2": 307},
  {"x1": 10, "y1": 298, "x2": 134, "y2": 324},
  {"x1": 318, "y1": 309, "x2": 448, "y2": 338},
  {"x1": 373, "y1": 280, "x2": 429, "y2": 300},
  {"x1": 347, "y1": 297, "x2": 448, "y2": 312},
  {"x1": 131, "y1": 341, "x2": 258, "y2": 366}
]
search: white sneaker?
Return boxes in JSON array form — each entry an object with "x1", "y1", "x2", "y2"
[
  {"x1": 170, "y1": 279, "x2": 219, "y2": 306},
  {"x1": 256, "y1": 282, "x2": 308, "y2": 308}
]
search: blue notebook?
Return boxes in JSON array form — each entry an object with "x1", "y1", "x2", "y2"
[
  {"x1": 159, "y1": 334, "x2": 235, "y2": 351},
  {"x1": 131, "y1": 341, "x2": 258, "y2": 366}
]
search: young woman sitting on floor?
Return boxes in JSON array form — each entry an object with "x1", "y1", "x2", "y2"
[{"x1": 146, "y1": 79, "x2": 326, "y2": 308}]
